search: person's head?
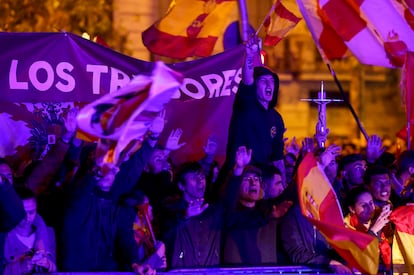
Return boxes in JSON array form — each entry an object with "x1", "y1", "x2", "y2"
[
  {"x1": 15, "y1": 187, "x2": 37, "y2": 230},
  {"x1": 364, "y1": 165, "x2": 391, "y2": 204},
  {"x1": 175, "y1": 162, "x2": 206, "y2": 203},
  {"x1": 262, "y1": 165, "x2": 284, "y2": 199},
  {"x1": 0, "y1": 158, "x2": 13, "y2": 185},
  {"x1": 92, "y1": 163, "x2": 120, "y2": 192},
  {"x1": 345, "y1": 186, "x2": 375, "y2": 224},
  {"x1": 146, "y1": 145, "x2": 167, "y2": 174},
  {"x1": 396, "y1": 150, "x2": 414, "y2": 180},
  {"x1": 340, "y1": 154, "x2": 366, "y2": 188},
  {"x1": 253, "y1": 66, "x2": 279, "y2": 108},
  {"x1": 239, "y1": 165, "x2": 263, "y2": 207}
]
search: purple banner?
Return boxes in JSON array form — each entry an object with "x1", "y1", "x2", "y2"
[{"x1": 0, "y1": 32, "x2": 243, "y2": 167}]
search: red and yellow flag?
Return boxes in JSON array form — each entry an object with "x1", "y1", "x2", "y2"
[
  {"x1": 390, "y1": 205, "x2": 414, "y2": 274},
  {"x1": 297, "y1": 153, "x2": 379, "y2": 274},
  {"x1": 76, "y1": 62, "x2": 183, "y2": 166},
  {"x1": 296, "y1": 0, "x2": 414, "y2": 68},
  {"x1": 263, "y1": 0, "x2": 301, "y2": 46},
  {"x1": 142, "y1": 0, "x2": 238, "y2": 59}
]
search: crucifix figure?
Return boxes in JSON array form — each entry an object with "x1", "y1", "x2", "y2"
[{"x1": 301, "y1": 81, "x2": 343, "y2": 148}]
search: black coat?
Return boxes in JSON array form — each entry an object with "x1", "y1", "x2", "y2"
[
  {"x1": 60, "y1": 141, "x2": 154, "y2": 271},
  {"x1": 225, "y1": 82, "x2": 285, "y2": 170}
]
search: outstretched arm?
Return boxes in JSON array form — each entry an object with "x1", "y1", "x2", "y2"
[{"x1": 242, "y1": 36, "x2": 260, "y2": 85}]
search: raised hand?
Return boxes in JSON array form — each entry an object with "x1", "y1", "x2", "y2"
[
  {"x1": 366, "y1": 134, "x2": 385, "y2": 163},
  {"x1": 285, "y1": 136, "x2": 300, "y2": 158},
  {"x1": 149, "y1": 109, "x2": 166, "y2": 138},
  {"x1": 234, "y1": 146, "x2": 252, "y2": 176},
  {"x1": 370, "y1": 204, "x2": 392, "y2": 235},
  {"x1": 203, "y1": 135, "x2": 218, "y2": 156},
  {"x1": 165, "y1": 128, "x2": 186, "y2": 151},
  {"x1": 185, "y1": 198, "x2": 209, "y2": 218},
  {"x1": 319, "y1": 144, "x2": 341, "y2": 168},
  {"x1": 63, "y1": 107, "x2": 78, "y2": 134},
  {"x1": 301, "y1": 137, "x2": 315, "y2": 156},
  {"x1": 61, "y1": 107, "x2": 79, "y2": 143}
]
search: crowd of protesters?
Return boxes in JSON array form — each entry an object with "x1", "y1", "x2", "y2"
[{"x1": 1, "y1": 36, "x2": 413, "y2": 275}]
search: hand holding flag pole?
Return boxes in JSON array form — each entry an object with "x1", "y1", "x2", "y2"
[{"x1": 301, "y1": 81, "x2": 342, "y2": 148}]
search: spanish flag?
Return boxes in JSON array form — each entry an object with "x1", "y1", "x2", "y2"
[
  {"x1": 390, "y1": 205, "x2": 414, "y2": 274},
  {"x1": 142, "y1": 0, "x2": 238, "y2": 59},
  {"x1": 297, "y1": 153, "x2": 379, "y2": 274},
  {"x1": 76, "y1": 62, "x2": 183, "y2": 166},
  {"x1": 263, "y1": 0, "x2": 301, "y2": 46}
]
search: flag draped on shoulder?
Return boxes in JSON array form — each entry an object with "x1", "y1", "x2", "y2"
[
  {"x1": 390, "y1": 205, "x2": 414, "y2": 274},
  {"x1": 296, "y1": 0, "x2": 414, "y2": 67},
  {"x1": 142, "y1": 0, "x2": 238, "y2": 59},
  {"x1": 297, "y1": 153, "x2": 379, "y2": 274},
  {"x1": 76, "y1": 62, "x2": 183, "y2": 166},
  {"x1": 263, "y1": 0, "x2": 301, "y2": 46}
]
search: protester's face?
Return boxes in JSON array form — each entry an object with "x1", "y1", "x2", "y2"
[
  {"x1": 265, "y1": 174, "x2": 284, "y2": 198},
  {"x1": 239, "y1": 172, "x2": 261, "y2": 203},
  {"x1": 350, "y1": 191, "x2": 375, "y2": 224},
  {"x1": 369, "y1": 174, "x2": 391, "y2": 202},
  {"x1": 0, "y1": 164, "x2": 13, "y2": 185},
  {"x1": 256, "y1": 75, "x2": 275, "y2": 105},
  {"x1": 148, "y1": 149, "x2": 166, "y2": 174},
  {"x1": 344, "y1": 160, "x2": 367, "y2": 187},
  {"x1": 18, "y1": 198, "x2": 37, "y2": 229},
  {"x1": 181, "y1": 171, "x2": 206, "y2": 202},
  {"x1": 95, "y1": 165, "x2": 119, "y2": 192}
]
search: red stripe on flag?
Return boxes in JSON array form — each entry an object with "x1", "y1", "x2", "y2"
[
  {"x1": 275, "y1": 1, "x2": 302, "y2": 23},
  {"x1": 263, "y1": 0, "x2": 301, "y2": 46},
  {"x1": 318, "y1": 23, "x2": 348, "y2": 59},
  {"x1": 319, "y1": 0, "x2": 366, "y2": 41},
  {"x1": 142, "y1": 25, "x2": 217, "y2": 59},
  {"x1": 390, "y1": 205, "x2": 414, "y2": 234}
]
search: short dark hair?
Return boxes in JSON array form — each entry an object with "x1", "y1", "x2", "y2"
[
  {"x1": 339, "y1": 153, "x2": 364, "y2": 171},
  {"x1": 175, "y1": 161, "x2": 204, "y2": 187},
  {"x1": 242, "y1": 165, "x2": 262, "y2": 178},
  {"x1": 261, "y1": 165, "x2": 281, "y2": 182},
  {"x1": 364, "y1": 165, "x2": 389, "y2": 186},
  {"x1": 396, "y1": 150, "x2": 414, "y2": 173},
  {"x1": 344, "y1": 186, "x2": 371, "y2": 209}
]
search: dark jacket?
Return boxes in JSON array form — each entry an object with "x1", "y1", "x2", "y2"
[
  {"x1": 225, "y1": 82, "x2": 285, "y2": 170},
  {"x1": 221, "y1": 200, "x2": 274, "y2": 266},
  {"x1": 160, "y1": 171, "x2": 242, "y2": 269},
  {"x1": 280, "y1": 204, "x2": 336, "y2": 268},
  {"x1": 60, "y1": 141, "x2": 154, "y2": 271}
]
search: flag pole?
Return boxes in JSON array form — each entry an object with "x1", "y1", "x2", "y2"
[
  {"x1": 238, "y1": 0, "x2": 251, "y2": 41},
  {"x1": 326, "y1": 64, "x2": 369, "y2": 141},
  {"x1": 255, "y1": 0, "x2": 278, "y2": 36}
]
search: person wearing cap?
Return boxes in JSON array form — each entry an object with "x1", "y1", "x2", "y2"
[{"x1": 220, "y1": 35, "x2": 285, "y2": 186}]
